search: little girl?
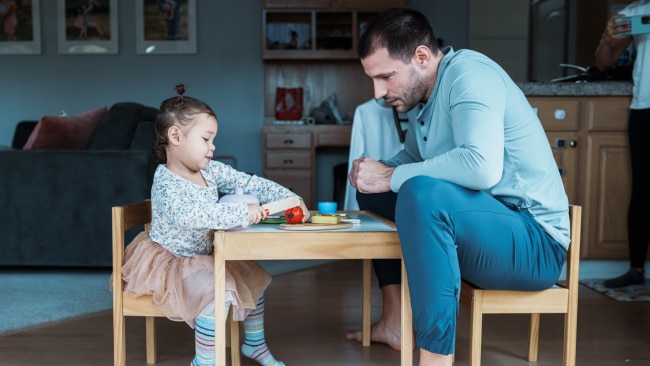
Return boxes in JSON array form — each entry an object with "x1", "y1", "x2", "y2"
[{"x1": 121, "y1": 84, "x2": 309, "y2": 366}]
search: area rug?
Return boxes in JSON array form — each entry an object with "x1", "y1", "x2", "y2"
[
  {"x1": 0, "y1": 260, "x2": 334, "y2": 334},
  {"x1": 580, "y1": 279, "x2": 650, "y2": 302}
]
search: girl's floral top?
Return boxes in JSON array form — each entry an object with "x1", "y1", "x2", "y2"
[{"x1": 149, "y1": 160, "x2": 298, "y2": 257}]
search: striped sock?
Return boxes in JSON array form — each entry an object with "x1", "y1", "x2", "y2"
[
  {"x1": 241, "y1": 295, "x2": 285, "y2": 366},
  {"x1": 190, "y1": 300, "x2": 230, "y2": 366}
]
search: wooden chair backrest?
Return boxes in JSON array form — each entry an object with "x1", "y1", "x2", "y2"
[
  {"x1": 111, "y1": 200, "x2": 152, "y2": 302},
  {"x1": 564, "y1": 204, "x2": 582, "y2": 305}
]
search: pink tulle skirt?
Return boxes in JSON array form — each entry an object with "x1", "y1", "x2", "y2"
[{"x1": 120, "y1": 232, "x2": 271, "y2": 327}]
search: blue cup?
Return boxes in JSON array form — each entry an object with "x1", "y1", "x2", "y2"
[{"x1": 318, "y1": 201, "x2": 337, "y2": 215}]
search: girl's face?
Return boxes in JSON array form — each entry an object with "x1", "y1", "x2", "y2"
[{"x1": 176, "y1": 113, "x2": 217, "y2": 171}]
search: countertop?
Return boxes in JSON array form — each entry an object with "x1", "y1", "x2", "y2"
[{"x1": 516, "y1": 81, "x2": 633, "y2": 96}]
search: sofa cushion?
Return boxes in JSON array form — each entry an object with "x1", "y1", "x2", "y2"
[
  {"x1": 87, "y1": 102, "x2": 159, "y2": 150},
  {"x1": 11, "y1": 121, "x2": 38, "y2": 149},
  {"x1": 23, "y1": 106, "x2": 107, "y2": 150},
  {"x1": 130, "y1": 121, "x2": 155, "y2": 151}
]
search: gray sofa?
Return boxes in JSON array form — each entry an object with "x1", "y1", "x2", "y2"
[{"x1": 0, "y1": 102, "x2": 159, "y2": 267}]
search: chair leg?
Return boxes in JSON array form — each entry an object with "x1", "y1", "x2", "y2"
[
  {"x1": 362, "y1": 259, "x2": 372, "y2": 347},
  {"x1": 113, "y1": 312, "x2": 126, "y2": 366},
  {"x1": 528, "y1": 313, "x2": 540, "y2": 362},
  {"x1": 230, "y1": 314, "x2": 241, "y2": 366},
  {"x1": 563, "y1": 309, "x2": 578, "y2": 366},
  {"x1": 469, "y1": 291, "x2": 483, "y2": 366},
  {"x1": 145, "y1": 316, "x2": 157, "y2": 365}
]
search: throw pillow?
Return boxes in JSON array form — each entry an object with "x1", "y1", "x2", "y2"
[
  {"x1": 23, "y1": 106, "x2": 107, "y2": 150},
  {"x1": 87, "y1": 102, "x2": 159, "y2": 150}
]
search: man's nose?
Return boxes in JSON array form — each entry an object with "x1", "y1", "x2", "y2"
[{"x1": 373, "y1": 81, "x2": 387, "y2": 100}]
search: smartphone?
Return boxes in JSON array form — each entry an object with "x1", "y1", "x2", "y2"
[{"x1": 615, "y1": 14, "x2": 650, "y2": 36}]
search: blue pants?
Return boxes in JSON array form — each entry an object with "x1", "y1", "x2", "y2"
[{"x1": 394, "y1": 176, "x2": 566, "y2": 355}]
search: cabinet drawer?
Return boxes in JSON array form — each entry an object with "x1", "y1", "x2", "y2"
[
  {"x1": 317, "y1": 130, "x2": 351, "y2": 146},
  {"x1": 528, "y1": 98, "x2": 579, "y2": 131},
  {"x1": 266, "y1": 151, "x2": 313, "y2": 168},
  {"x1": 585, "y1": 97, "x2": 631, "y2": 131},
  {"x1": 266, "y1": 133, "x2": 313, "y2": 149}
]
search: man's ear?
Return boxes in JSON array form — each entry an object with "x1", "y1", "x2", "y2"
[
  {"x1": 413, "y1": 45, "x2": 432, "y2": 68},
  {"x1": 168, "y1": 126, "x2": 182, "y2": 145}
]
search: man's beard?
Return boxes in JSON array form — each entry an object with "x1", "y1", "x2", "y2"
[{"x1": 394, "y1": 69, "x2": 428, "y2": 113}]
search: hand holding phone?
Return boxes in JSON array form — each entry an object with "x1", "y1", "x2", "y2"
[{"x1": 615, "y1": 14, "x2": 650, "y2": 36}]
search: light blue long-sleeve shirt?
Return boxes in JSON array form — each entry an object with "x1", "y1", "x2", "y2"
[{"x1": 385, "y1": 47, "x2": 570, "y2": 249}]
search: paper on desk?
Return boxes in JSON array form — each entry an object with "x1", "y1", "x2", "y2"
[{"x1": 339, "y1": 213, "x2": 361, "y2": 224}]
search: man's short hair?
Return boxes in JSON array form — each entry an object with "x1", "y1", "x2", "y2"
[{"x1": 358, "y1": 8, "x2": 438, "y2": 63}]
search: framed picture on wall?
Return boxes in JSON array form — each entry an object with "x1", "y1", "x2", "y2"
[
  {"x1": 136, "y1": 0, "x2": 196, "y2": 54},
  {"x1": 0, "y1": 0, "x2": 41, "y2": 55},
  {"x1": 57, "y1": 0, "x2": 118, "y2": 54}
]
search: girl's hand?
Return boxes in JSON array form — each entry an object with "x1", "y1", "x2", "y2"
[
  {"x1": 297, "y1": 199, "x2": 310, "y2": 223},
  {"x1": 247, "y1": 204, "x2": 265, "y2": 225}
]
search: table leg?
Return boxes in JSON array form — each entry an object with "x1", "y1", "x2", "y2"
[
  {"x1": 362, "y1": 259, "x2": 372, "y2": 347},
  {"x1": 401, "y1": 260, "x2": 413, "y2": 365},
  {"x1": 214, "y1": 232, "x2": 227, "y2": 366}
]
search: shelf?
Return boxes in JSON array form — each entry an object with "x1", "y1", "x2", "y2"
[{"x1": 263, "y1": 8, "x2": 376, "y2": 59}]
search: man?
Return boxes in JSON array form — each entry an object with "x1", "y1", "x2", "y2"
[{"x1": 346, "y1": 8, "x2": 570, "y2": 366}]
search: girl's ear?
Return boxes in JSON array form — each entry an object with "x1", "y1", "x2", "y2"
[{"x1": 168, "y1": 126, "x2": 182, "y2": 145}]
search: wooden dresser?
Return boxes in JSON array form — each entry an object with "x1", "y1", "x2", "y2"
[{"x1": 263, "y1": 122, "x2": 351, "y2": 208}]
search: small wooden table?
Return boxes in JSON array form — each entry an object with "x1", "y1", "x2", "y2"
[{"x1": 213, "y1": 211, "x2": 413, "y2": 365}]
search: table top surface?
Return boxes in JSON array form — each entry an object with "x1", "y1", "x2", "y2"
[{"x1": 224, "y1": 211, "x2": 396, "y2": 234}]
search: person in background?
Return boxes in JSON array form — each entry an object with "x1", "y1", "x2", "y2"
[
  {"x1": 119, "y1": 84, "x2": 308, "y2": 366},
  {"x1": 347, "y1": 8, "x2": 570, "y2": 365},
  {"x1": 342, "y1": 98, "x2": 414, "y2": 211},
  {"x1": 595, "y1": 1, "x2": 649, "y2": 288}
]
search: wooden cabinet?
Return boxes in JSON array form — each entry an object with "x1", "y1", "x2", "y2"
[
  {"x1": 528, "y1": 96, "x2": 632, "y2": 259},
  {"x1": 262, "y1": 1, "x2": 404, "y2": 207},
  {"x1": 583, "y1": 98, "x2": 632, "y2": 258},
  {"x1": 263, "y1": 124, "x2": 351, "y2": 207},
  {"x1": 262, "y1": 0, "x2": 405, "y2": 60},
  {"x1": 529, "y1": 98, "x2": 581, "y2": 204}
]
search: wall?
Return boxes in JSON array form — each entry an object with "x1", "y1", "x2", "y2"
[
  {"x1": 0, "y1": 1, "x2": 265, "y2": 174},
  {"x1": 0, "y1": 1, "x2": 468, "y2": 176}
]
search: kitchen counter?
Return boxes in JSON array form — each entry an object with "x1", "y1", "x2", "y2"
[{"x1": 516, "y1": 81, "x2": 633, "y2": 96}]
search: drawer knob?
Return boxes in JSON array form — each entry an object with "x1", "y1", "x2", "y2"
[
  {"x1": 554, "y1": 109, "x2": 566, "y2": 120},
  {"x1": 283, "y1": 159, "x2": 294, "y2": 165},
  {"x1": 283, "y1": 139, "x2": 294, "y2": 145},
  {"x1": 555, "y1": 139, "x2": 577, "y2": 148}
]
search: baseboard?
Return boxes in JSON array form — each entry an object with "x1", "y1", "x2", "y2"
[{"x1": 559, "y1": 259, "x2": 649, "y2": 280}]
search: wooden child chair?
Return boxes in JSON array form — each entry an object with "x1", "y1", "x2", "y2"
[
  {"x1": 359, "y1": 205, "x2": 581, "y2": 365},
  {"x1": 112, "y1": 199, "x2": 240, "y2": 366},
  {"x1": 459, "y1": 204, "x2": 582, "y2": 366}
]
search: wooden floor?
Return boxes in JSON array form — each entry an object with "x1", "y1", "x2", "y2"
[{"x1": 0, "y1": 260, "x2": 648, "y2": 366}]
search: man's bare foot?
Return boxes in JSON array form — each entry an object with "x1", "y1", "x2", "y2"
[{"x1": 345, "y1": 320, "x2": 405, "y2": 351}]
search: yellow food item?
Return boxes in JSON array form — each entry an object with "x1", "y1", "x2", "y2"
[{"x1": 311, "y1": 214, "x2": 341, "y2": 224}]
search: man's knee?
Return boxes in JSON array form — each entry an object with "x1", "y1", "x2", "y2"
[{"x1": 398, "y1": 177, "x2": 476, "y2": 213}]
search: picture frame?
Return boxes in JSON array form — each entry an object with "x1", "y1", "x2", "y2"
[
  {"x1": 0, "y1": 0, "x2": 41, "y2": 55},
  {"x1": 136, "y1": 0, "x2": 196, "y2": 54},
  {"x1": 58, "y1": 0, "x2": 118, "y2": 54}
]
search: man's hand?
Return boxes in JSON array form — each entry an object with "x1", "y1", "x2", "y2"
[{"x1": 348, "y1": 157, "x2": 395, "y2": 194}]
